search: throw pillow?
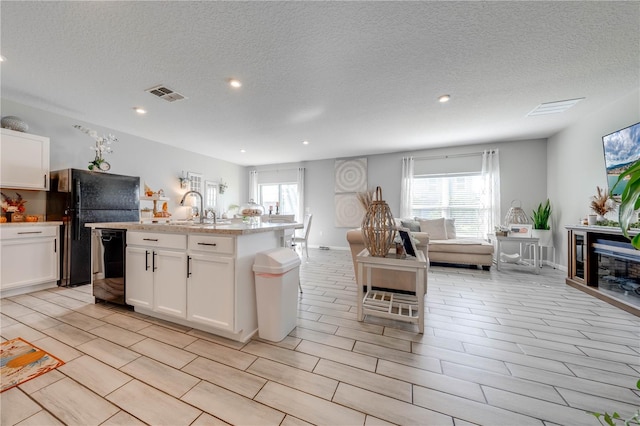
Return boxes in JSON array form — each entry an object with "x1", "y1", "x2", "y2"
[
  {"x1": 445, "y1": 218, "x2": 457, "y2": 239},
  {"x1": 418, "y1": 218, "x2": 447, "y2": 240},
  {"x1": 400, "y1": 219, "x2": 421, "y2": 232}
]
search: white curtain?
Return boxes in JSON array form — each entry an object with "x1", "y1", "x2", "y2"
[
  {"x1": 297, "y1": 167, "x2": 305, "y2": 222},
  {"x1": 249, "y1": 170, "x2": 258, "y2": 202},
  {"x1": 481, "y1": 149, "x2": 501, "y2": 232},
  {"x1": 400, "y1": 156, "x2": 414, "y2": 218}
]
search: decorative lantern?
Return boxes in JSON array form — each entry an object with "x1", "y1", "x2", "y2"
[
  {"x1": 504, "y1": 200, "x2": 529, "y2": 225},
  {"x1": 361, "y1": 186, "x2": 396, "y2": 257}
]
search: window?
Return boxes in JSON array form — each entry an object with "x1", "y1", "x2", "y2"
[
  {"x1": 412, "y1": 173, "x2": 487, "y2": 238},
  {"x1": 204, "y1": 180, "x2": 218, "y2": 210},
  {"x1": 259, "y1": 183, "x2": 298, "y2": 216},
  {"x1": 187, "y1": 172, "x2": 202, "y2": 193}
]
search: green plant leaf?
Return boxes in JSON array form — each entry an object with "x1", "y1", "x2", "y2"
[
  {"x1": 615, "y1": 159, "x2": 640, "y2": 248},
  {"x1": 531, "y1": 199, "x2": 552, "y2": 230}
]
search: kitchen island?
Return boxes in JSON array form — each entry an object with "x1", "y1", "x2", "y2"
[{"x1": 87, "y1": 221, "x2": 301, "y2": 342}]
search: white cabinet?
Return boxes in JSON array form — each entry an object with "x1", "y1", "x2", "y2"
[
  {"x1": 0, "y1": 225, "x2": 59, "y2": 293},
  {"x1": 187, "y1": 235, "x2": 235, "y2": 331},
  {"x1": 125, "y1": 246, "x2": 154, "y2": 308},
  {"x1": 0, "y1": 128, "x2": 50, "y2": 190},
  {"x1": 125, "y1": 231, "x2": 187, "y2": 318},
  {"x1": 154, "y1": 249, "x2": 188, "y2": 317}
]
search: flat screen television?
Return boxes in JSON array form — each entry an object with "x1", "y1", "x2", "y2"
[{"x1": 602, "y1": 121, "x2": 640, "y2": 197}]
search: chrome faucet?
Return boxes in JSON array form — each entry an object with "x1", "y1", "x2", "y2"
[
  {"x1": 205, "y1": 208, "x2": 217, "y2": 224},
  {"x1": 180, "y1": 191, "x2": 204, "y2": 224}
]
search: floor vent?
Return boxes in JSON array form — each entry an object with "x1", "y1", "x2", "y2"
[
  {"x1": 145, "y1": 85, "x2": 186, "y2": 102},
  {"x1": 527, "y1": 98, "x2": 584, "y2": 116}
]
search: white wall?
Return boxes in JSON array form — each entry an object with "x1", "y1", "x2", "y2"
[
  {"x1": 1, "y1": 99, "x2": 245, "y2": 219},
  {"x1": 14, "y1": 88, "x2": 632, "y2": 265},
  {"x1": 250, "y1": 138, "x2": 548, "y2": 249},
  {"x1": 548, "y1": 89, "x2": 640, "y2": 268}
]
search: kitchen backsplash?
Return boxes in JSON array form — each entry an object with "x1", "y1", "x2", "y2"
[{"x1": 1, "y1": 189, "x2": 47, "y2": 218}]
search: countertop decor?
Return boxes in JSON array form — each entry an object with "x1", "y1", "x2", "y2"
[{"x1": 1, "y1": 192, "x2": 27, "y2": 221}]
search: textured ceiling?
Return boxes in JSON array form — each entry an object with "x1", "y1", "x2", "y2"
[{"x1": 1, "y1": 1, "x2": 639, "y2": 166}]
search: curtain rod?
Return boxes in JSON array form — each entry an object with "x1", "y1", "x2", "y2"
[{"x1": 413, "y1": 150, "x2": 494, "y2": 161}]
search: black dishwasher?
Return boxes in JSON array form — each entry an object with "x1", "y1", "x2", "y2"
[{"x1": 92, "y1": 229, "x2": 128, "y2": 305}]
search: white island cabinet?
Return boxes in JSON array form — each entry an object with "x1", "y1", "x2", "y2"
[
  {"x1": 0, "y1": 128, "x2": 50, "y2": 190},
  {"x1": 187, "y1": 234, "x2": 235, "y2": 331},
  {"x1": 126, "y1": 232, "x2": 187, "y2": 318},
  {"x1": 1, "y1": 223, "x2": 61, "y2": 297},
  {"x1": 108, "y1": 221, "x2": 294, "y2": 342}
]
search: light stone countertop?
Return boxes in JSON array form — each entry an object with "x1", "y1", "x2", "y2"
[
  {"x1": 85, "y1": 221, "x2": 302, "y2": 235},
  {"x1": 0, "y1": 221, "x2": 63, "y2": 226}
]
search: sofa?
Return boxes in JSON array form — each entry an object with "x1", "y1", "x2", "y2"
[{"x1": 346, "y1": 217, "x2": 494, "y2": 293}]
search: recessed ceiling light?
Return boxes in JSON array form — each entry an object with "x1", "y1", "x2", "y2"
[
  {"x1": 240, "y1": 149, "x2": 246, "y2": 153},
  {"x1": 438, "y1": 94, "x2": 451, "y2": 103},
  {"x1": 302, "y1": 140, "x2": 309, "y2": 145},
  {"x1": 229, "y1": 79, "x2": 242, "y2": 88},
  {"x1": 133, "y1": 107, "x2": 147, "y2": 114},
  {"x1": 0, "y1": 55, "x2": 5, "y2": 62}
]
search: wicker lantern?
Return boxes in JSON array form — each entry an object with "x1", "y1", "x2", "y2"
[
  {"x1": 504, "y1": 200, "x2": 529, "y2": 225},
  {"x1": 361, "y1": 186, "x2": 396, "y2": 257}
]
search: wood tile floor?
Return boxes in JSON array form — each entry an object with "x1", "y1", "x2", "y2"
[{"x1": 1, "y1": 248, "x2": 639, "y2": 425}]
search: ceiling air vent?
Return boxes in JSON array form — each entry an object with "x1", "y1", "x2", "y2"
[
  {"x1": 527, "y1": 98, "x2": 584, "y2": 116},
  {"x1": 145, "y1": 85, "x2": 186, "y2": 102}
]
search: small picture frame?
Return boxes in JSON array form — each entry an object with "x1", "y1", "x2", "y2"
[
  {"x1": 398, "y1": 227, "x2": 418, "y2": 257},
  {"x1": 508, "y1": 224, "x2": 532, "y2": 238}
]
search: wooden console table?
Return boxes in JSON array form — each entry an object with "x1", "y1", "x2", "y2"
[
  {"x1": 566, "y1": 225, "x2": 640, "y2": 317},
  {"x1": 356, "y1": 249, "x2": 428, "y2": 333}
]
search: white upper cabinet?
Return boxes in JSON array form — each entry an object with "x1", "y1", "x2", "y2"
[{"x1": 0, "y1": 128, "x2": 50, "y2": 190}]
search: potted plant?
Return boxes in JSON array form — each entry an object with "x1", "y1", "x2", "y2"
[
  {"x1": 590, "y1": 186, "x2": 615, "y2": 221},
  {"x1": 614, "y1": 159, "x2": 640, "y2": 249},
  {"x1": 530, "y1": 199, "x2": 553, "y2": 247}
]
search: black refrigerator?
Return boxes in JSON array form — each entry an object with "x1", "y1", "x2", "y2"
[{"x1": 47, "y1": 169, "x2": 140, "y2": 287}]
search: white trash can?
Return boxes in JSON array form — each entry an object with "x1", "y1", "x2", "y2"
[{"x1": 253, "y1": 248, "x2": 301, "y2": 342}]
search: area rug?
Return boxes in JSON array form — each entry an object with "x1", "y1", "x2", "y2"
[{"x1": 1, "y1": 337, "x2": 64, "y2": 392}]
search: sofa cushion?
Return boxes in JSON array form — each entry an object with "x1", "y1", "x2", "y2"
[
  {"x1": 428, "y1": 238, "x2": 494, "y2": 255},
  {"x1": 445, "y1": 219, "x2": 457, "y2": 239},
  {"x1": 400, "y1": 219, "x2": 421, "y2": 232},
  {"x1": 418, "y1": 218, "x2": 447, "y2": 240}
]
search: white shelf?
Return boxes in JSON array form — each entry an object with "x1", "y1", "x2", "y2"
[
  {"x1": 141, "y1": 195, "x2": 169, "y2": 201},
  {"x1": 362, "y1": 290, "x2": 419, "y2": 321}
]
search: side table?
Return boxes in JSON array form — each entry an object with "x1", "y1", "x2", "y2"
[
  {"x1": 356, "y1": 249, "x2": 428, "y2": 333},
  {"x1": 493, "y1": 235, "x2": 539, "y2": 274}
]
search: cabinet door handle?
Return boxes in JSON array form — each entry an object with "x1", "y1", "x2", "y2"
[
  {"x1": 197, "y1": 242, "x2": 217, "y2": 246},
  {"x1": 17, "y1": 231, "x2": 43, "y2": 235},
  {"x1": 143, "y1": 238, "x2": 159, "y2": 242},
  {"x1": 152, "y1": 251, "x2": 157, "y2": 271},
  {"x1": 145, "y1": 250, "x2": 149, "y2": 271},
  {"x1": 54, "y1": 239, "x2": 57, "y2": 253},
  {"x1": 187, "y1": 256, "x2": 192, "y2": 278},
  {"x1": 44, "y1": 174, "x2": 47, "y2": 188}
]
